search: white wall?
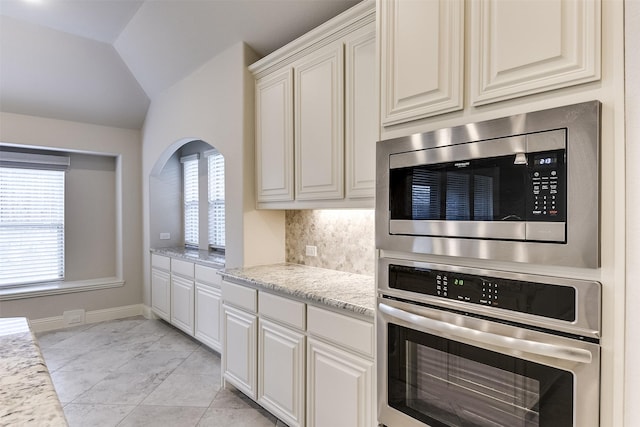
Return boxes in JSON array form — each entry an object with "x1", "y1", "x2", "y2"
[
  {"x1": 141, "y1": 42, "x2": 285, "y2": 307},
  {"x1": 625, "y1": 0, "x2": 640, "y2": 423},
  {"x1": 0, "y1": 112, "x2": 142, "y2": 319}
]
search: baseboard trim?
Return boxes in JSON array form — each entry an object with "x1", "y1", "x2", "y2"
[{"x1": 30, "y1": 304, "x2": 147, "y2": 333}]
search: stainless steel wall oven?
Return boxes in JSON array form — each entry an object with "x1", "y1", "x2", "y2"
[
  {"x1": 376, "y1": 258, "x2": 601, "y2": 427},
  {"x1": 376, "y1": 101, "x2": 601, "y2": 268}
]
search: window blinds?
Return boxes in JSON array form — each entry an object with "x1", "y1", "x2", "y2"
[
  {"x1": 208, "y1": 151, "x2": 225, "y2": 249},
  {"x1": 182, "y1": 156, "x2": 199, "y2": 248},
  {"x1": 0, "y1": 167, "x2": 65, "y2": 287}
]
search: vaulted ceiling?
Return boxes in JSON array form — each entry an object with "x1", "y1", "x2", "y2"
[{"x1": 0, "y1": 0, "x2": 360, "y2": 130}]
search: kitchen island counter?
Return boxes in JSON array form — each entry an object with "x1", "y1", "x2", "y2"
[
  {"x1": 0, "y1": 317, "x2": 67, "y2": 426},
  {"x1": 219, "y1": 263, "x2": 375, "y2": 318}
]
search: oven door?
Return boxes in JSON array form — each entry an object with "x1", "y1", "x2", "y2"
[{"x1": 377, "y1": 298, "x2": 600, "y2": 427}]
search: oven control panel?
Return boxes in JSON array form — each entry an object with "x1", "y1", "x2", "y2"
[{"x1": 389, "y1": 264, "x2": 576, "y2": 321}]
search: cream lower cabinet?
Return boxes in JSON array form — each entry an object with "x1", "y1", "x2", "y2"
[
  {"x1": 306, "y1": 306, "x2": 374, "y2": 427},
  {"x1": 170, "y1": 259, "x2": 195, "y2": 335},
  {"x1": 258, "y1": 291, "x2": 306, "y2": 427},
  {"x1": 170, "y1": 274, "x2": 194, "y2": 335},
  {"x1": 150, "y1": 253, "x2": 223, "y2": 352},
  {"x1": 151, "y1": 269, "x2": 171, "y2": 322},
  {"x1": 221, "y1": 279, "x2": 373, "y2": 427},
  {"x1": 222, "y1": 280, "x2": 259, "y2": 400},
  {"x1": 223, "y1": 305, "x2": 258, "y2": 400},
  {"x1": 151, "y1": 254, "x2": 171, "y2": 321},
  {"x1": 307, "y1": 338, "x2": 373, "y2": 427},
  {"x1": 258, "y1": 319, "x2": 305, "y2": 427},
  {"x1": 195, "y1": 264, "x2": 222, "y2": 352}
]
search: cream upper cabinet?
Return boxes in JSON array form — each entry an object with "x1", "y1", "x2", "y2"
[
  {"x1": 250, "y1": 1, "x2": 376, "y2": 209},
  {"x1": 345, "y1": 25, "x2": 377, "y2": 199},
  {"x1": 294, "y1": 42, "x2": 345, "y2": 201},
  {"x1": 255, "y1": 69, "x2": 294, "y2": 202},
  {"x1": 469, "y1": 0, "x2": 601, "y2": 105},
  {"x1": 380, "y1": 0, "x2": 464, "y2": 126}
]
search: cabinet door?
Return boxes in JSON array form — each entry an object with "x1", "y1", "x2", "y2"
[
  {"x1": 469, "y1": 0, "x2": 601, "y2": 105},
  {"x1": 380, "y1": 0, "x2": 464, "y2": 126},
  {"x1": 223, "y1": 304, "x2": 258, "y2": 400},
  {"x1": 171, "y1": 274, "x2": 194, "y2": 335},
  {"x1": 256, "y1": 68, "x2": 294, "y2": 202},
  {"x1": 345, "y1": 23, "x2": 377, "y2": 199},
  {"x1": 151, "y1": 268, "x2": 171, "y2": 322},
  {"x1": 258, "y1": 319, "x2": 305, "y2": 427},
  {"x1": 294, "y1": 42, "x2": 344, "y2": 201},
  {"x1": 195, "y1": 282, "x2": 222, "y2": 352},
  {"x1": 307, "y1": 338, "x2": 373, "y2": 427}
]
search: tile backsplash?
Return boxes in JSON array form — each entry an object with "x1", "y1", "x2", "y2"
[{"x1": 285, "y1": 209, "x2": 375, "y2": 276}]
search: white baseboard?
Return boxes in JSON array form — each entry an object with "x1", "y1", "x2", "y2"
[{"x1": 30, "y1": 304, "x2": 148, "y2": 333}]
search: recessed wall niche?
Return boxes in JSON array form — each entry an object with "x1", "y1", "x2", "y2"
[{"x1": 149, "y1": 139, "x2": 219, "y2": 251}]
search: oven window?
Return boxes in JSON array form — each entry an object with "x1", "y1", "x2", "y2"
[{"x1": 388, "y1": 324, "x2": 573, "y2": 427}]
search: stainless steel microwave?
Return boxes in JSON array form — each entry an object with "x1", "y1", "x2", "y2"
[{"x1": 376, "y1": 101, "x2": 601, "y2": 268}]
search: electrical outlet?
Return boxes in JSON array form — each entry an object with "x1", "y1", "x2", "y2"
[
  {"x1": 160, "y1": 232, "x2": 171, "y2": 240},
  {"x1": 305, "y1": 245, "x2": 317, "y2": 257}
]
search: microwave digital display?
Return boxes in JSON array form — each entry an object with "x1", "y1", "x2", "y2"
[{"x1": 534, "y1": 154, "x2": 558, "y2": 166}]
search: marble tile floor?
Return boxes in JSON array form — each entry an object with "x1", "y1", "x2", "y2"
[{"x1": 36, "y1": 316, "x2": 288, "y2": 427}]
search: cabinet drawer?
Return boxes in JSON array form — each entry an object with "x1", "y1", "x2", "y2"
[
  {"x1": 307, "y1": 305, "x2": 373, "y2": 357},
  {"x1": 222, "y1": 280, "x2": 257, "y2": 312},
  {"x1": 195, "y1": 264, "x2": 221, "y2": 286},
  {"x1": 259, "y1": 291, "x2": 305, "y2": 330},
  {"x1": 151, "y1": 254, "x2": 171, "y2": 271},
  {"x1": 171, "y1": 259, "x2": 195, "y2": 278}
]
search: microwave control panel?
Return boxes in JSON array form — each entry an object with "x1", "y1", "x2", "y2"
[
  {"x1": 527, "y1": 150, "x2": 566, "y2": 221},
  {"x1": 388, "y1": 264, "x2": 575, "y2": 321}
]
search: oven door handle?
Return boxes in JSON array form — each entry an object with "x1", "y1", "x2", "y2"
[{"x1": 379, "y1": 303, "x2": 593, "y2": 364}]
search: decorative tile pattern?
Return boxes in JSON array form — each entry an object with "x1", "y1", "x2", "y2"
[
  {"x1": 220, "y1": 263, "x2": 375, "y2": 318},
  {"x1": 285, "y1": 209, "x2": 375, "y2": 276}
]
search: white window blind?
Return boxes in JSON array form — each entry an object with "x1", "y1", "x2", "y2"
[
  {"x1": 182, "y1": 156, "x2": 199, "y2": 248},
  {"x1": 0, "y1": 167, "x2": 65, "y2": 287},
  {"x1": 207, "y1": 151, "x2": 225, "y2": 249}
]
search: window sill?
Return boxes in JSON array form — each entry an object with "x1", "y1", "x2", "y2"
[{"x1": 0, "y1": 277, "x2": 125, "y2": 301}]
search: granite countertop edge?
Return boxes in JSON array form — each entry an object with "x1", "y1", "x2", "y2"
[
  {"x1": 219, "y1": 263, "x2": 375, "y2": 319},
  {"x1": 0, "y1": 318, "x2": 68, "y2": 426},
  {"x1": 150, "y1": 247, "x2": 225, "y2": 269}
]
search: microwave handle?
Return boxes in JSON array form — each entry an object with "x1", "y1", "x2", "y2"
[{"x1": 378, "y1": 302, "x2": 592, "y2": 364}]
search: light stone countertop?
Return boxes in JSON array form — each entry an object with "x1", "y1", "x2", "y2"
[
  {"x1": 151, "y1": 247, "x2": 225, "y2": 268},
  {"x1": 0, "y1": 317, "x2": 67, "y2": 426},
  {"x1": 219, "y1": 263, "x2": 375, "y2": 318}
]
